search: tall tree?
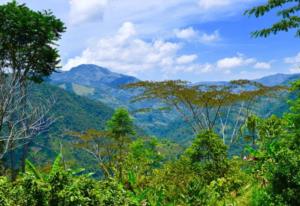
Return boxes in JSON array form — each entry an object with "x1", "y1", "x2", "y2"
[
  {"x1": 0, "y1": 1, "x2": 65, "y2": 175},
  {"x1": 125, "y1": 80, "x2": 283, "y2": 143},
  {"x1": 107, "y1": 108, "x2": 135, "y2": 181},
  {"x1": 0, "y1": 0, "x2": 66, "y2": 82}
]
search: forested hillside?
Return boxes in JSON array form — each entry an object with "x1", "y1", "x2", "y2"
[
  {"x1": 26, "y1": 83, "x2": 114, "y2": 167},
  {"x1": 50, "y1": 64, "x2": 298, "y2": 146}
]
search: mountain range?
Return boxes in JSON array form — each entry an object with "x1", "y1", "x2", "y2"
[
  {"x1": 51, "y1": 64, "x2": 178, "y2": 136},
  {"x1": 50, "y1": 64, "x2": 299, "y2": 139}
]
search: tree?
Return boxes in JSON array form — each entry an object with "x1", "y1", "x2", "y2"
[
  {"x1": 185, "y1": 131, "x2": 228, "y2": 182},
  {"x1": 70, "y1": 108, "x2": 135, "y2": 180},
  {"x1": 0, "y1": 1, "x2": 66, "y2": 83},
  {"x1": 285, "y1": 80, "x2": 300, "y2": 135},
  {"x1": 125, "y1": 80, "x2": 284, "y2": 143},
  {"x1": 245, "y1": 2, "x2": 300, "y2": 204},
  {"x1": 107, "y1": 108, "x2": 135, "y2": 181},
  {"x1": 0, "y1": 1, "x2": 65, "y2": 175},
  {"x1": 245, "y1": 0, "x2": 300, "y2": 37},
  {"x1": 247, "y1": 114, "x2": 300, "y2": 205},
  {"x1": 70, "y1": 129, "x2": 116, "y2": 177}
]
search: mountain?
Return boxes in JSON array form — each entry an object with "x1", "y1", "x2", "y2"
[
  {"x1": 193, "y1": 73, "x2": 300, "y2": 87},
  {"x1": 51, "y1": 64, "x2": 139, "y2": 108},
  {"x1": 50, "y1": 64, "x2": 300, "y2": 143},
  {"x1": 51, "y1": 64, "x2": 139, "y2": 89},
  {"x1": 255, "y1": 73, "x2": 300, "y2": 86},
  {"x1": 20, "y1": 66, "x2": 298, "y2": 170},
  {"x1": 51, "y1": 64, "x2": 178, "y2": 137}
]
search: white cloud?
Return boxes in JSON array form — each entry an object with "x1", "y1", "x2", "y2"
[
  {"x1": 285, "y1": 52, "x2": 300, "y2": 73},
  {"x1": 175, "y1": 27, "x2": 220, "y2": 43},
  {"x1": 289, "y1": 67, "x2": 300, "y2": 73},
  {"x1": 175, "y1": 27, "x2": 198, "y2": 39},
  {"x1": 217, "y1": 54, "x2": 255, "y2": 69},
  {"x1": 285, "y1": 52, "x2": 300, "y2": 64},
  {"x1": 198, "y1": 0, "x2": 232, "y2": 9},
  {"x1": 199, "y1": 30, "x2": 220, "y2": 43},
  {"x1": 64, "y1": 22, "x2": 208, "y2": 78},
  {"x1": 173, "y1": 63, "x2": 213, "y2": 74},
  {"x1": 199, "y1": 63, "x2": 213, "y2": 73},
  {"x1": 176, "y1": 55, "x2": 198, "y2": 64},
  {"x1": 216, "y1": 53, "x2": 272, "y2": 71},
  {"x1": 69, "y1": 0, "x2": 108, "y2": 25},
  {"x1": 254, "y1": 62, "x2": 271, "y2": 69}
]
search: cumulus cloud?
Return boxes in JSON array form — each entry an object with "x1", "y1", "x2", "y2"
[
  {"x1": 285, "y1": 52, "x2": 300, "y2": 73},
  {"x1": 69, "y1": 0, "x2": 108, "y2": 25},
  {"x1": 63, "y1": 22, "x2": 208, "y2": 78},
  {"x1": 175, "y1": 27, "x2": 198, "y2": 39},
  {"x1": 285, "y1": 52, "x2": 300, "y2": 64},
  {"x1": 216, "y1": 53, "x2": 271, "y2": 71},
  {"x1": 175, "y1": 27, "x2": 220, "y2": 43},
  {"x1": 199, "y1": 31, "x2": 220, "y2": 43},
  {"x1": 172, "y1": 63, "x2": 213, "y2": 75},
  {"x1": 254, "y1": 62, "x2": 271, "y2": 69},
  {"x1": 176, "y1": 55, "x2": 198, "y2": 64},
  {"x1": 217, "y1": 54, "x2": 255, "y2": 69},
  {"x1": 64, "y1": 21, "x2": 273, "y2": 79}
]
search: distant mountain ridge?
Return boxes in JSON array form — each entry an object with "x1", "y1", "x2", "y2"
[
  {"x1": 51, "y1": 65, "x2": 178, "y2": 137},
  {"x1": 255, "y1": 73, "x2": 300, "y2": 86},
  {"x1": 53, "y1": 64, "x2": 300, "y2": 88},
  {"x1": 50, "y1": 64, "x2": 300, "y2": 141},
  {"x1": 52, "y1": 64, "x2": 139, "y2": 88},
  {"x1": 194, "y1": 73, "x2": 300, "y2": 87}
]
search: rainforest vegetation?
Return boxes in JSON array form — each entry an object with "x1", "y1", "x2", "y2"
[{"x1": 0, "y1": 1, "x2": 299, "y2": 205}]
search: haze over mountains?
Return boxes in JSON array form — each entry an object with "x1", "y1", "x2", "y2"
[
  {"x1": 52, "y1": 64, "x2": 300, "y2": 92},
  {"x1": 51, "y1": 64, "x2": 299, "y2": 114},
  {"x1": 48, "y1": 64, "x2": 298, "y2": 142}
]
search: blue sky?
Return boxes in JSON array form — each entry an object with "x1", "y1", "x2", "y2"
[{"x1": 1, "y1": 0, "x2": 299, "y2": 82}]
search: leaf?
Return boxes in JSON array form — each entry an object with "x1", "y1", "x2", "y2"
[
  {"x1": 71, "y1": 168, "x2": 86, "y2": 175},
  {"x1": 244, "y1": 145, "x2": 257, "y2": 156},
  {"x1": 50, "y1": 153, "x2": 62, "y2": 176},
  {"x1": 128, "y1": 170, "x2": 136, "y2": 185},
  {"x1": 25, "y1": 159, "x2": 42, "y2": 179}
]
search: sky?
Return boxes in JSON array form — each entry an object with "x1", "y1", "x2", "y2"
[{"x1": 1, "y1": 0, "x2": 299, "y2": 82}]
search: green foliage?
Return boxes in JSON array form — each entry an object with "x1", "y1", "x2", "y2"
[
  {"x1": 245, "y1": 0, "x2": 300, "y2": 38},
  {"x1": 0, "y1": 1, "x2": 65, "y2": 82},
  {"x1": 246, "y1": 81, "x2": 300, "y2": 206},
  {"x1": 0, "y1": 154, "x2": 137, "y2": 206},
  {"x1": 3, "y1": 80, "x2": 296, "y2": 205},
  {"x1": 28, "y1": 83, "x2": 114, "y2": 171},
  {"x1": 0, "y1": 1, "x2": 282, "y2": 205},
  {"x1": 286, "y1": 80, "x2": 300, "y2": 134},
  {"x1": 124, "y1": 138, "x2": 163, "y2": 179},
  {"x1": 49, "y1": 153, "x2": 63, "y2": 177},
  {"x1": 107, "y1": 107, "x2": 135, "y2": 138},
  {"x1": 25, "y1": 159, "x2": 42, "y2": 180},
  {"x1": 185, "y1": 131, "x2": 228, "y2": 181}
]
